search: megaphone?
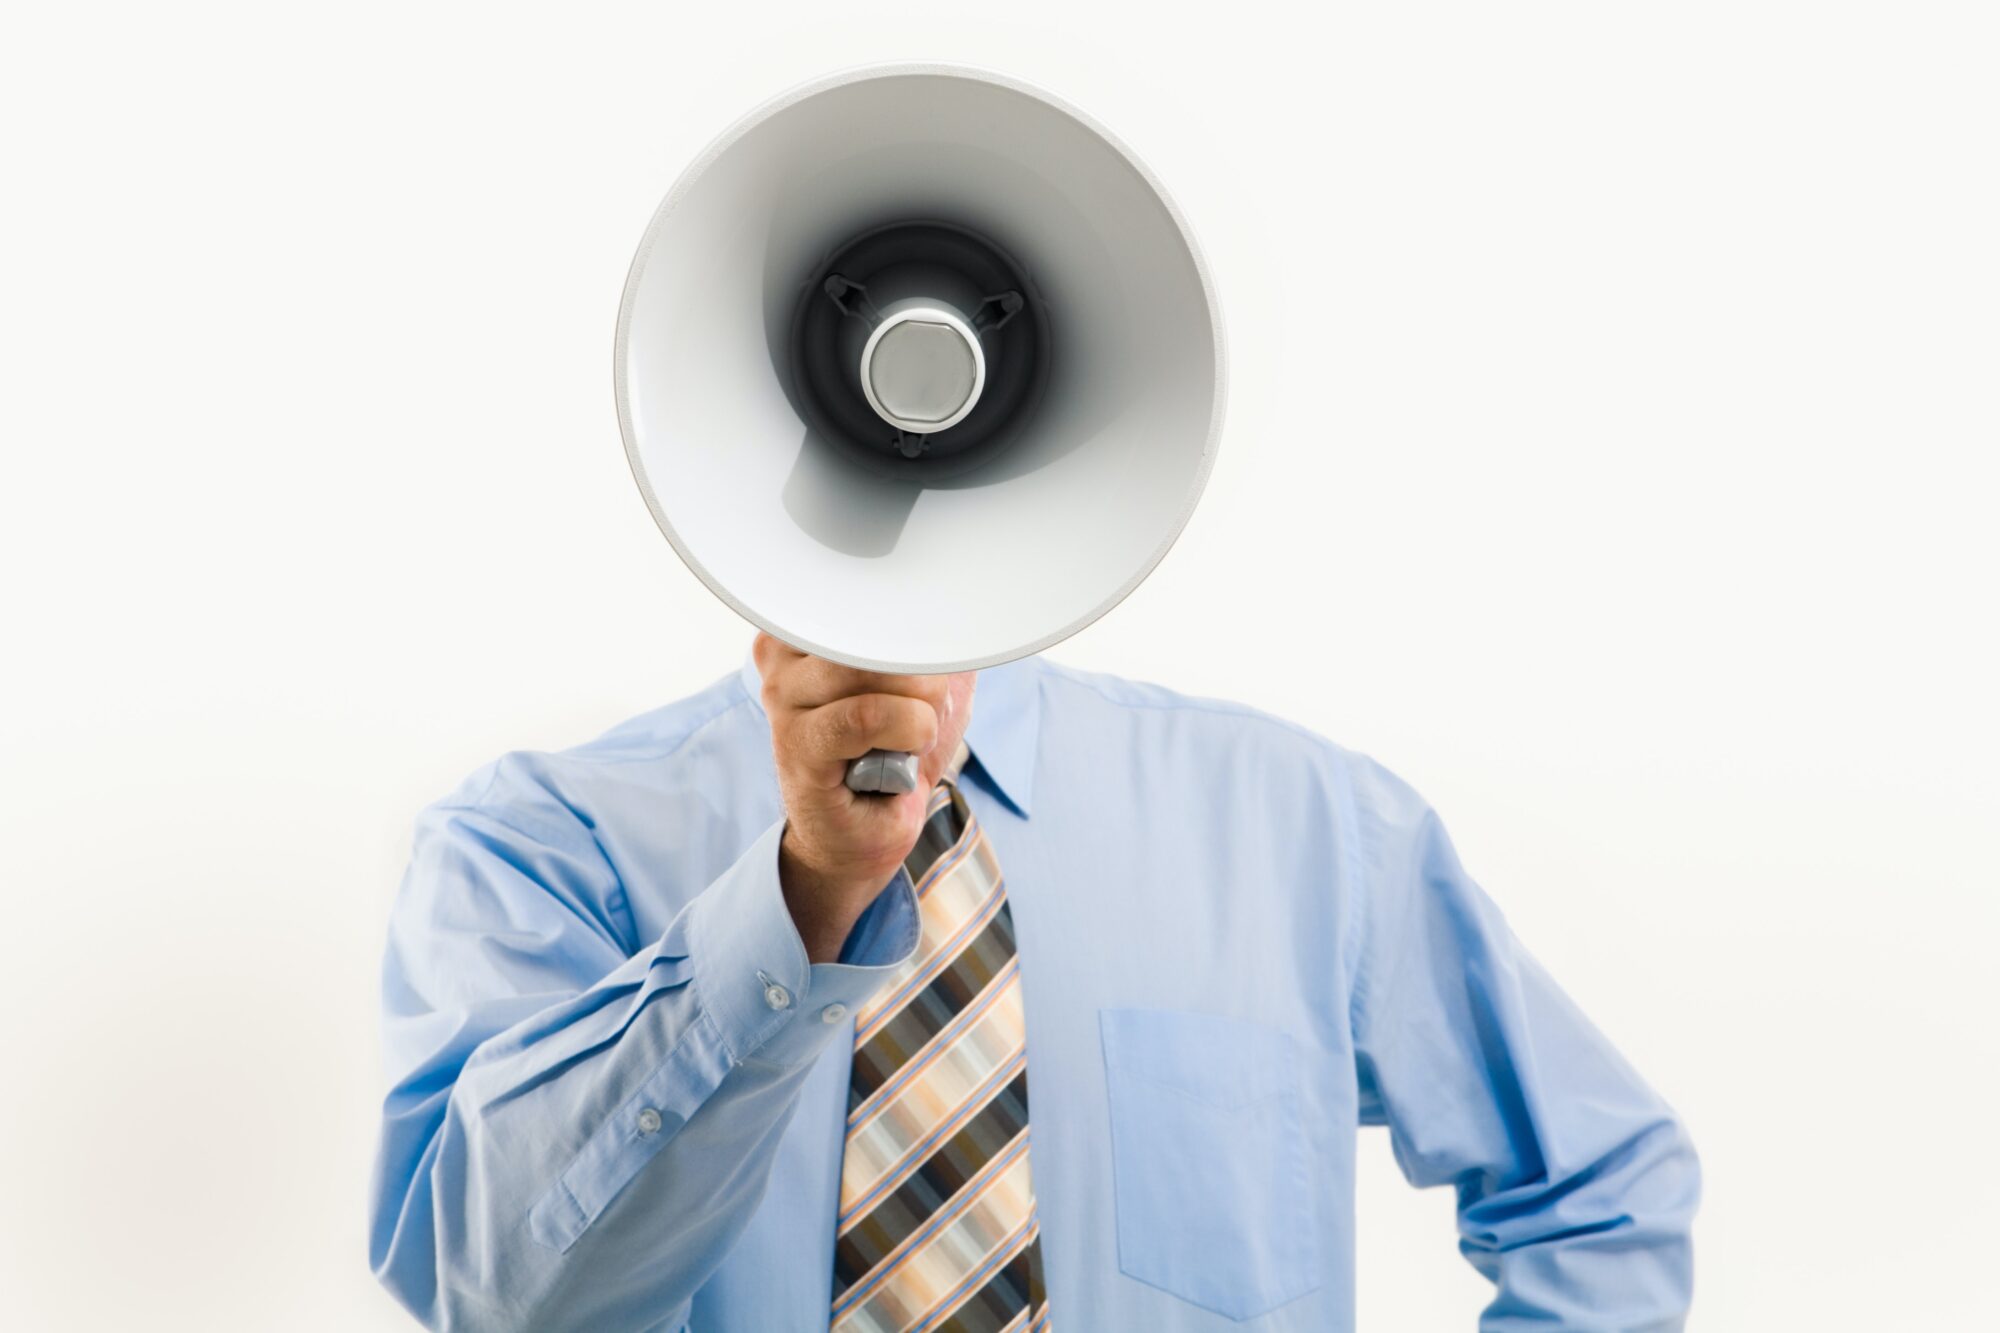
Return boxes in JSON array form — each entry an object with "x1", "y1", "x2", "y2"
[{"x1": 616, "y1": 63, "x2": 1224, "y2": 792}]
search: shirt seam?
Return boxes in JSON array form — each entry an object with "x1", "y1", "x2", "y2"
[
  {"x1": 1333, "y1": 756, "x2": 1373, "y2": 1037},
  {"x1": 556, "y1": 684, "x2": 756, "y2": 768},
  {"x1": 1039, "y1": 664, "x2": 1338, "y2": 748},
  {"x1": 513, "y1": 686, "x2": 760, "y2": 773}
]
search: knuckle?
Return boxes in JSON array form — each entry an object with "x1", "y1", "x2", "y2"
[{"x1": 846, "y1": 696, "x2": 884, "y2": 738}]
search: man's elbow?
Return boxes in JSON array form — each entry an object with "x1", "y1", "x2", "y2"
[
  {"x1": 371, "y1": 1209, "x2": 549, "y2": 1333},
  {"x1": 368, "y1": 1107, "x2": 533, "y2": 1332},
  {"x1": 1622, "y1": 1112, "x2": 1702, "y2": 1245},
  {"x1": 1462, "y1": 1112, "x2": 1701, "y2": 1269}
]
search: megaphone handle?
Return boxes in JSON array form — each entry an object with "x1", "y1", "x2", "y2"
[{"x1": 845, "y1": 749, "x2": 921, "y2": 795}]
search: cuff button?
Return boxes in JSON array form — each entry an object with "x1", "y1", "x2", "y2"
[
  {"x1": 756, "y1": 970, "x2": 793, "y2": 1011},
  {"x1": 820, "y1": 1003, "x2": 848, "y2": 1025}
]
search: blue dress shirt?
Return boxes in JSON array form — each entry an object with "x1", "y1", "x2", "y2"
[{"x1": 370, "y1": 650, "x2": 1698, "y2": 1331}]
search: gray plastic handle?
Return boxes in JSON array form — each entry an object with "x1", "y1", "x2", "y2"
[{"x1": 845, "y1": 749, "x2": 920, "y2": 795}]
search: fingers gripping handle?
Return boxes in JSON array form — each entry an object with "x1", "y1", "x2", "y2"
[{"x1": 845, "y1": 749, "x2": 921, "y2": 795}]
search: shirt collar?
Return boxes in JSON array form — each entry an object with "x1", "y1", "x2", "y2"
[{"x1": 737, "y1": 642, "x2": 1039, "y2": 817}]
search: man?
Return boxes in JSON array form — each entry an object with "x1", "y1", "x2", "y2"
[{"x1": 370, "y1": 635, "x2": 1699, "y2": 1331}]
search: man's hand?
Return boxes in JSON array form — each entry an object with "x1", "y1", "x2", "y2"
[{"x1": 753, "y1": 632, "x2": 976, "y2": 963}]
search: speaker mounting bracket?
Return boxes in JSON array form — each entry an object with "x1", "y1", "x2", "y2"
[
  {"x1": 973, "y1": 291, "x2": 1024, "y2": 334},
  {"x1": 821, "y1": 274, "x2": 882, "y2": 327}
]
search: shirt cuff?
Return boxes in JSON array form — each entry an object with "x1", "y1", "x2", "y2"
[{"x1": 687, "y1": 817, "x2": 921, "y2": 1070}]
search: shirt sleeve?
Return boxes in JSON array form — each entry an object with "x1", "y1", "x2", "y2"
[
  {"x1": 1344, "y1": 757, "x2": 1701, "y2": 1331},
  {"x1": 367, "y1": 784, "x2": 919, "y2": 1331}
]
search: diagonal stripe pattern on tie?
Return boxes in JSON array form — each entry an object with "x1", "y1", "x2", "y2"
[{"x1": 832, "y1": 740, "x2": 1049, "y2": 1333}]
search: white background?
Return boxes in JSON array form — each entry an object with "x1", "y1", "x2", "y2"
[{"x1": 3, "y1": 2, "x2": 1995, "y2": 1329}]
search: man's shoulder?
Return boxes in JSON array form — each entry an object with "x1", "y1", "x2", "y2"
[
  {"x1": 1038, "y1": 657, "x2": 1335, "y2": 753},
  {"x1": 1037, "y1": 658, "x2": 1430, "y2": 816},
  {"x1": 426, "y1": 668, "x2": 766, "y2": 825},
  {"x1": 572, "y1": 668, "x2": 765, "y2": 764}
]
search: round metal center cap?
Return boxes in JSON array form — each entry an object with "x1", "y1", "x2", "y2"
[{"x1": 860, "y1": 308, "x2": 986, "y2": 435}]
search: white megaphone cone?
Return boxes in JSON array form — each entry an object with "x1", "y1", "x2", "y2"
[{"x1": 616, "y1": 63, "x2": 1225, "y2": 792}]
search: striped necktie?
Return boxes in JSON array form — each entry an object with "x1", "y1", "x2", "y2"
[{"x1": 830, "y1": 739, "x2": 1049, "y2": 1333}]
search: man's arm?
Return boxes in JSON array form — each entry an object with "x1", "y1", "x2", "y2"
[
  {"x1": 367, "y1": 793, "x2": 918, "y2": 1331},
  {"x1": 1344, "y1": 756, "x2": 1700, "y2": 1330},
  {"x1": 368, "y1": 643, "x2": 975, "y2": 1330}
]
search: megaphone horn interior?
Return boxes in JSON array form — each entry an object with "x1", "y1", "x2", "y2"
[{"x1": 617, "y1": 63, "x2": 1225, "y2": 676}]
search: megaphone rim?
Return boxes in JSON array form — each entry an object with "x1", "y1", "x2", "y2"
[{"x1": 613, "y1": 60, "x2": 1228, "y2": 675}]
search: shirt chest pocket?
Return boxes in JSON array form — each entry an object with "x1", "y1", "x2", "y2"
[{"x1": 1099, "y1": 1008, "x2": 1322, "y2": 1322}]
